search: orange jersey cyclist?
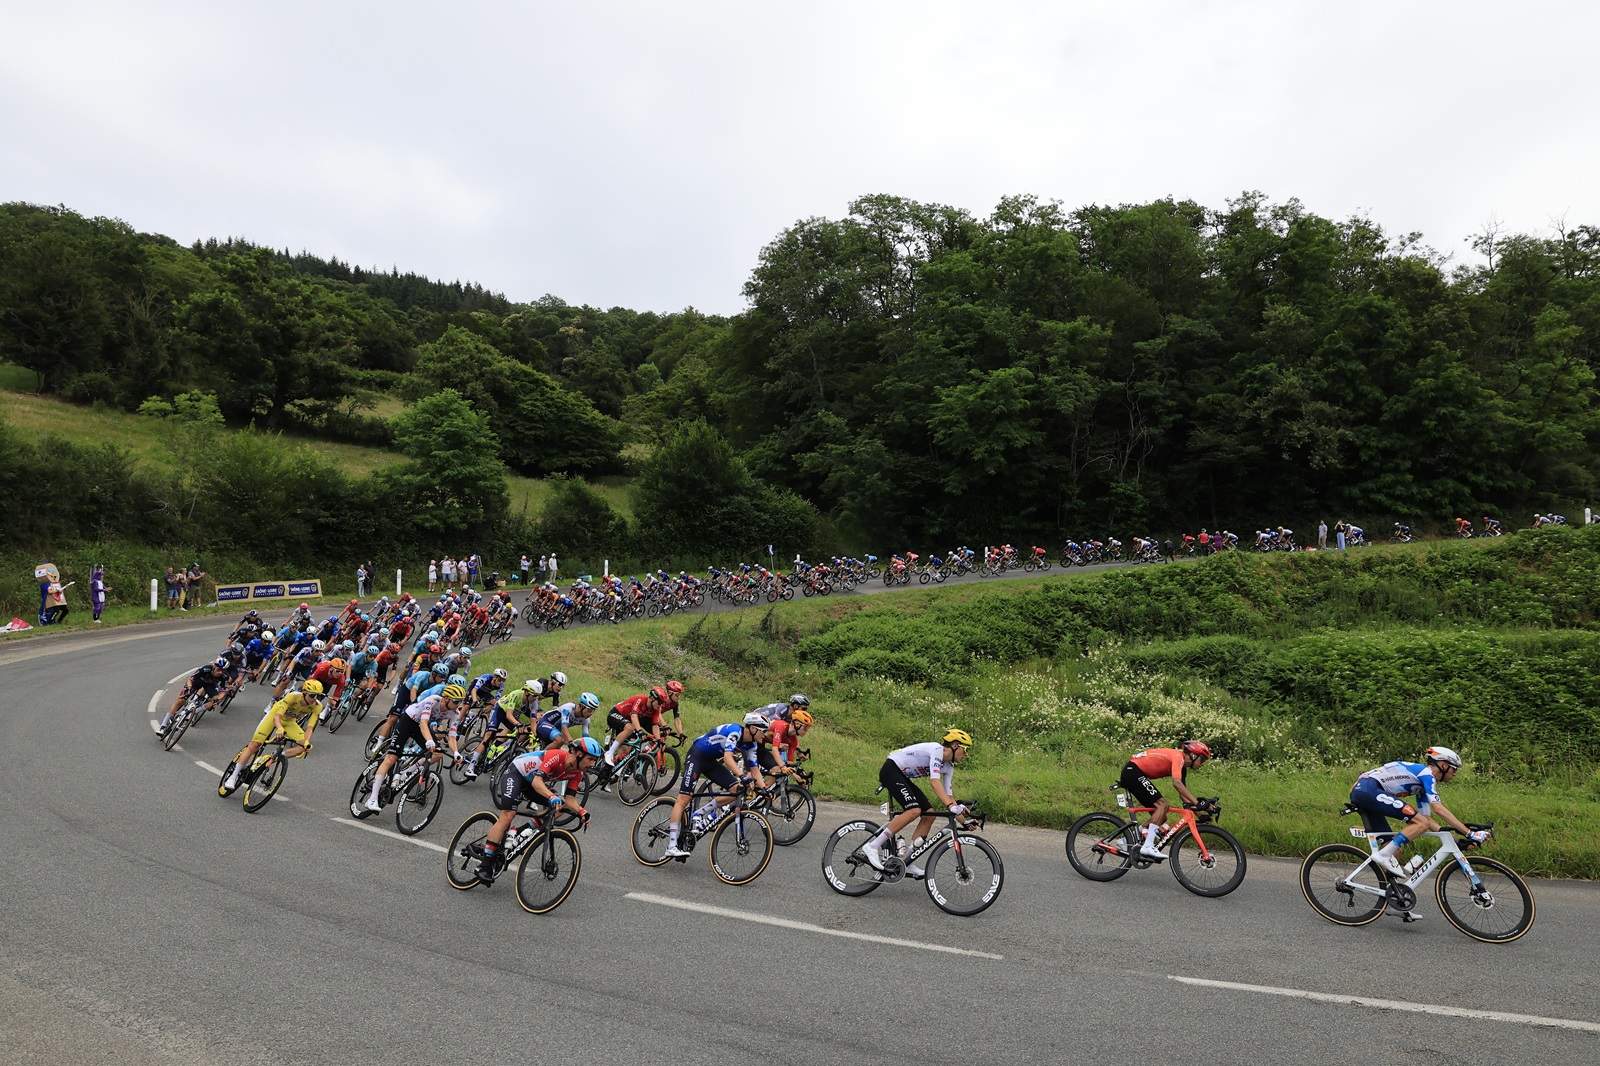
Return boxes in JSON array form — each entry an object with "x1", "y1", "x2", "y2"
[{"x1": 1122, "y1": 741, "x2": 1211, "y2": 858}]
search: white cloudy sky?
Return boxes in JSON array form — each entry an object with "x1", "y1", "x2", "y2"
[{"x1": 3, "y1": 2, "x2": 1594, "y2": 315}]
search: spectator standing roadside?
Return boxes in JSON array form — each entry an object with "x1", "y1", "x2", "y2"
[
  {"x1": 548, "y1": 552, "x2": 558, "y2": 583},
  {"x1": 428, "y1": 559, "x2": 438, "y2": 592},
  {"x1": 176, "y1": 567, "x2": 189, "y2": 612},
  {"x1": 1198, "y1": 529, "x2": 1211, "y2": 556},
  {"x1": 164, "y1": 567, "x2": 180, "y2": 610},
  {"x1": 186, "y1": 562, "x2": 207, "y2": 608},
  {"x1": 467, "y1": 553, "x2": 479, "y2": 585},
  {"x1": 43, "y1": 580, "x2": 69, "y2": 625},
  {"x1": 357, "y1": 563, "x2": 368, "y2": 597},
  {"x1": 1318, "y1": 519, "x2": 1328, "y2": 550},
  {"x1": 91, "y1": 565, "x2": 109, "y2": 623},
  {"x1": 538, "y1": 554, "x2": 547, "y2": 583},
  {"x1": 519, "y1": 554, "x2": 530, "y2": 585},
  {"x1": 1163, "y1": 538, "x2": 1175, "y2": 563},
  {"x1": 1334, "y1": 521, "x2": 1347, "y2": 550},
  {"x1": 441, "y1": 556, "x2": 454, "y2": 586}
]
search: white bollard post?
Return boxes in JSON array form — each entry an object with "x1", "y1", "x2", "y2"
[
  {"x1": 150, "y1": 578, "x2": 158, "y2": 612},
  {"x1": 396, "y1": 569, "x2": 403, "y2": 596},
  {"x1": 604, "y1": 559, "x2": 609, "y2": 577},
  {"x1": 1586, "y1": 508, "x2": 1592, "y2": 526}
]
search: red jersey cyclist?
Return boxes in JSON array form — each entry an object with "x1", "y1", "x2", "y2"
[{"x1": 1122, "y1": 740, "x2": 1211, "y2": 858}]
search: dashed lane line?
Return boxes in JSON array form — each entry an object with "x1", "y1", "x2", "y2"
[
  {"x1": 1167, "y1": 975, "x2": 1600, "y2": 1034},
  {"x1": 329, "y1": 816, "x2": 449, "y2": 853},
  {"x1": 625, "y1": 891, "x2": 1004, "y2": 960}
]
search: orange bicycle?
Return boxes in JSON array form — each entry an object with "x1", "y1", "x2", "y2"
[{"x1": 1065, "y1": 786, "x2": 1247, "y2": 896}]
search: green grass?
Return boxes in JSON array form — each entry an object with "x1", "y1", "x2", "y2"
[
  {"x1": 0, "y1": 363, "x2": 40, "y2": 390},
  {"x1": 508, "y1": 473, "x2": 634, "y2": 521},
  {"x1": 469, "y1": 596, "x2": 1600, "y2": 880}
]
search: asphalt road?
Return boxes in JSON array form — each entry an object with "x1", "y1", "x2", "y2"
[{"x1": 2, "y1": 604, "x2": 1597, "y2": 1066}]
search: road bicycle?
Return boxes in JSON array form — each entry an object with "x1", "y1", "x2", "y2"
[
  {"x1": 1299, "y1": 806, "x2": 1534, "y2": 943},
  {"x1": 348, "y1": 743, "x2": 445, "y2": 836},
  {"x1": 216, "y1": 737, "x2": 305, "y2": 813},
  {"x1": 820, "y1": 799, "x2": 1004, "y2": 916},
  {"x1": 691, "y1": 762, "x2": 816, "y2": 846},
  {"x1": 159, "y1": 691, "x2": 212, "y2": 750},
  {"x1": 1064, "y1": 788, "x2": 1247, "y2": 897},
  {"x1": 323, "y1": 680, "x2": 377, "y2": 734},
  {"x1": 630, "y1": 782, "x2": 774, "y2": 885},
  {"x1": 445, "y1": 806, "x2": 582, "y2": 914}
]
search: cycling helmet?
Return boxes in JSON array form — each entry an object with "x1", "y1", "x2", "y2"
[
  {"x1": 442, "y1": 684, "x2": 467, "y2": 700},
  {"x1": 211, "y1": 656, "x2": 229, "y2": 670},
  {"x1": 311, "y1": 639, "x2": 326, "y2": 651},
  {"x1": 301, "y1": 679, "x2": 324, "y2": 697},
  {"x1": 942, "y1": 728, "x2": 973, "y2": 748},
  {"x1": 743, "y1": 712, "x2": 772, "y2": 729},
  {"x1": 327, "y1": 658, "x2": 347, "y2": 672},
  {"x1": 1425, "y1": 745, "x2": 1463, "y2": 768},
  {"x1": 229, "y1": 641, "x2": 245, "y2": 654},
  {"x1": 665, "y1": 680, "x2": 684, "y2": 695},
  {"x1": 550, "y1": 670, "x2": 567, "y2": 686},
  {"x1": 791, "y1": 709, "x2": 814, "y2": 727},
  {"x1": 459, "y1": 646, "x2": 472, "y2": 657},
  {"x1": 576, "y1": 736, "x2": 604, "y2": 759},
  {"x1": 360, "y1": 613, "x2": 369, "y2": 621},
  {"x1": 1182, "y1": 740, "x2": 1213, "y2": 759},
  {"x1": 262, "y1": 629, "x2": 275, "y2": 640},
  {"x1": 432, "y1": 663, "x2": 449, "y2": 676},
  {"x1": 349, "y1": 598, "x2": 359, "y2": 607},
  {"x1": 650, "y1": 685, "x2": 668, "y2": 702},
  {"x1": 342, "y1": 640, "x2": 355, "y2": 651},
  {"x1": 299, "y1": 602, "x2": 309, "y2": 610},
  {"x1": 447, "y1": 673, "x2": 467, "y2": 687},
  {"x1": 492, "y1": 667, "x2": 508, "y2": 680},
  {"x1": 246, "y1": 608, "x2": 259, "y2": 617},
  {"x1": 426, "y1": 630, "x2": 439, "y2": 641},
  {"x1": 578, "y1": 692, "x2": 600, "y2": 710},
  {"x1": 524, "y1": 679, "x2": 543, "y2": 694},
  {"x1": 788, "y1": 693, "x2": 810, "y2": 707},
  {"x1": 427, "y1": 643, "x2": 441, "y2": 655},
  {"x1": 365, "y1": 644, "x2": 379, "y2": 656}
]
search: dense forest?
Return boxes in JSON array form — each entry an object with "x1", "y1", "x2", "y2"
[{"x1": 1, "y1": 192, "x2": 1597, "y2": 565}]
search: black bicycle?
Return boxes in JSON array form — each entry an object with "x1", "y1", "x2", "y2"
[
  {"x1": 631, "y1": 783, "x2": 774, "y2": 885},
  {"x1": 445, "y1": 806, "x2": 583, "y2": 914},
  {"x1": 820, "y1": 798, "x2": 1003, "y2": 916}
]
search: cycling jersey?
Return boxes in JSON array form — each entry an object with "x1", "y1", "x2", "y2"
[
  {"x1": 510, "y1": 748, "x2": 581, "y2": 788},
  {"x1": 1130, "y1": 748, "x2": 1185, "y2": 782},
  {"x1": 612, "y1": 694, "x2": 661, "y2": 729},
  {"x1": 348, "y1": 652, "x2": 373, "y2": 681},
  {"x1": 767, "y1": 718, "x2": 801, "y2": 764},
  {"x1": 1356, "y1": 761, "x2": 1440, "y2": 812},
  {"x1": 468, "y1": 673, "x2": 501, "y2": 703},
  {"x1": 307, "y1": 660, "x2": 346, "y2": 701},
  {"x1": 494, "y1": 687, "x2": 538, "y2": 723},
  {"x1": 404, "y1": 693, "x2": 461, "y2": 732},
  {"x1": 185, "y1": 667, "x2": 227, "y2": 695},
  {"x1": 535, "y1": 703, "x2": 589, "y2": 745},
  {"x1": 691, "y1": 723, "x2": 757, "y2": 767},
  {"x1": 250, "y1": 691, "x2": 319, "y2": 744},
  {"x1": 244, "y1": 637, "x2": 273, "y2": 662},
  {"x1": 888, "y1": 742, "x2": 955, "y2": 791},
  {"x1": 752, "y1": 701, "x2": 790, "y2": 724}
]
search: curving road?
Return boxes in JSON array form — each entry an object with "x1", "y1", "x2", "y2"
[{"x1": 2, "y1": 616, "x2": 1597, "y2": 1066}]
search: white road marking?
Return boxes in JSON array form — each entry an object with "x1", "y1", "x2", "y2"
[
  {"x1": 195, "y1": 760, "x2": 225, "y2": 776},
  {"x1": 330, "y1": 816, "x2": 448, "y2": 853},
  {"x1": 166, "y1": 671, "x2": 188, "y2": 686},
  {"x1": 147, "y1": 690, "x2": 163, "y2": 717},
  {"x1": 1168, "y1": 976, "x2": 1600, "y2": 1034},
  {"x1": 149, "y1": 718, "x2": 160, "y2": 732},
  {"x1": 625, "y1": 891, "x2": 1004, "y2": 959}
]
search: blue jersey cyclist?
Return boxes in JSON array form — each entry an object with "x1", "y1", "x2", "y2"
[
  {"x1": 1350, "y1": 746, "x2": 1486, "y2": 876},
  {"x1": 535, "y1": 692, "x2": 601, "y2": 748},
  {"x1": 661, "y1": 713, "x2": 774, "y2": 858},
  {"x1": 467, "y1": 668, "x2": 508, "y2": 708}
]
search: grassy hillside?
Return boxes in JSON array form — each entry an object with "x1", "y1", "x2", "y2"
[{"x1": 470, "y1": 532, "x2": 1600, "y2": 878}]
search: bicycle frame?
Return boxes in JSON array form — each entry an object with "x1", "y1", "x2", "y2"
[
  {"x1": 1340, "y1": 825, "x2": 1488, "y2": 898},
  {"x1": 1112, "y1": 788, "x2": 1217, "y2": 862}
]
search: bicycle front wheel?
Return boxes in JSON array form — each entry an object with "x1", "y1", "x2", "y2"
[
  {"x1": 820, "y1": 820, "x2": 885, "y2": 896},
  {"x1": 349, "y1": 762, "x2": 380, "y2": 820},
  {"x1": 243, "y1": 754, "x2": 285, "y2": 812},
  {"x1": 515, "y1": 830, "x2": 581, "y2": 914},
  {"x1": 650, "y1": 746, "x2": 683, "y2": 796},
  {"x1": 396, "y1": 770, "x2": 443, "y2": 835},
  {"x1": 325, "y1": 695, "x2": 351, "y2": 734},
  {"x1": 617, "y1": 755, "x2": 657, "y2": 806},
  {"x1": 709, "y1": 811, "x2": 773, "y2": 885},
  {"x1": 925, "y1": 834, "x2": 1004, "y2": 916},
  {"x1": 1434, "y1": 855, "x2": 1535, "y2": 943},
  {"x1": 1300, "y1": 843, "x2": 1388, "y2": 926},
  {"x1": 1169, "y1": 825, "x2": 1247, "y2": 897},
  {"x1": 1065, "y1": 812, "x2": 1136, "y2": 882},
  {"x1": 362, "y1": 717, "x2": 389, "y2": 762},
  {"x1": 161, "y1": 705, "x2": 193, "y2": 751},
  {"x1": 766, "y1": 781, "x2": 816, "y2": 846},
  {"x1": 630, "y1": 798, "x2": 676, "y2": 866},
  {"x1": 446, "y1": 811, "x2": 496, "y2": 889}
]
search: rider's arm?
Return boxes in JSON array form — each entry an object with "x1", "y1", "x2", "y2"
[
  {"x1": 1170, "y1": 753, "x2": 1198, "y2": 806},
  {"x1": 1427, "y1": 799, "x2": 1472, "y2": 836}
]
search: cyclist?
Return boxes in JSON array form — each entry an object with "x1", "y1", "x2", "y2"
[
  {"x1": 227, "y1": 608, "x2": 262, "y2": 643},
  {"x1": 605, "y1": 686, "x2": 673, "y2": 766},
  {"x1": 1350, "y1": 746, "x2": 1486, "y2": 877},
  {"x1": 360, "y1": 683, "x2": 468, "y2": 813},
  {"x1": 462, "y1": 678, "x2": 543, "y2": 778},
  {"x1": 467, "y1": 667, "x2": 509, "y2": 710},
  {"x1": 1122, "y1": 740, "x2": 1211, "y2": 859},
  {"x1": 476, "y1": 737, "x2": 603, "y2": 883},
  {"x1": 305, "y1": 657, "x2": 348, "y2": 721},
  {"x1": 750, "y1": 694, "x2": 812, "y2": 773},
  {"x1": 862, "y1": 729, "x2": 972, "y2": 876},
  {"x1": 242, "y1": 628, "x2": 276, "y2": 683},
  {"x1": 535, "y1": 691, "x2": 601, "y2": 749},
  {"x1": 662, "y1": 713, "x2": 773, "y2": 858},
  {"x1": 160, "y1": 658, "x2": 231, "y2": 734},
  {"x1": 1482, "y1": 516, "x2": 1502, "y2": 535},
  {"x1": 273, "y1": 638, "x2": 326, "y2": 700},
  {"x1": 220, "y1": 679, "x2": 324, "y2": 793}
]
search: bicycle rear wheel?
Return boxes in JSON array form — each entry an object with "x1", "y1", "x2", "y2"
[
  {"x1": 709, "y1": 811, "x2": 773, "y2": 885},
  {"x1": 630, "y1": 798, "x2": 676, "y2": 866},
  {"x1": 1065, "y1": 812, "x2": 1137, "y2": 881},
  {"x1": 515, "y1": 830, "x2": 581, "y2": 914},
  {"x1": 446, "y1": 811, "x2": 497, "y2": 889},
  {"x1": 1169, "y1": 825, "x2": 1247, "y2": 897},
  {"x1": 362, "y1": 716, "x2": 389, "y2": 762},
  {"x1": 820, "y1": 820, "x2": 885, "y2": 896},
  {"x1": 925, "y1": 834, "x2": 1004, "y2": 916},
  {"x1": 349, "y1": 762, "x2": 380, "y2": 819},
  {"x1": 765, "y1": 781, "x2": 816, "y2": 845},
  {"x1": 242, "y1": 754, "x2": 285, "y2": 812},
  {"x1": 650, "y1": 746, "x2": 682, "y2": 796},
  {"x1": 325, "y1": 694, "x2": 352, "y2": 733},
  {"x1": 616, "y1": 755, "x2": 656, "y2": 805},
  {"x1": 396, "y1": 770, "x2": 443, "y2": 835},
  {"x1": 1434, "y1": 855, "x2": 1535, "y2": 943},
  {"x1": 1300, "y1": 843, "x2": 1388, "y2": 926}
]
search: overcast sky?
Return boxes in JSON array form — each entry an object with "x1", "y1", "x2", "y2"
[{"x1": 3, "y1": 2, "x2": 1594, "y2": 316}]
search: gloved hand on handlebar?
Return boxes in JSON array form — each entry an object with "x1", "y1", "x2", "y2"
[{"x1": 1468, "y1": 829, "x2": 1490, "y2": 844}]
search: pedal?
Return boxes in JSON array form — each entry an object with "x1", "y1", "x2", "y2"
[
  {"x1": 672, "y1": 855, "x2": 689, "y2": 864},
  {"x1": 1399, "y1": 911, "x2": 1424, "y2": 923}
]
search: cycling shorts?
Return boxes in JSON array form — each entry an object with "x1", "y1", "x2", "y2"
[
  {"x1": 1119, "y1": 762, "x2": 1163, "y2": 807},
  {"x1": 535, "y1": 719, "x2": 563, "y2": 747},
  {"x1": 289, "y1": 659, "x2": 315, "y2": 680},
  {"x1": 488, "y1": 707, "x2": 524, "y2": 733},
  {"x1": 879, "y1": 759, "x2": 930, "y2": 813},
  {"x1": 1349, "y1": 779, "x2": 1418, "y2": 834},
  {"x1": 678, "y1": 750, "x2": 736, "y2": 797},
  {"x1": 251, "y1": 711, "x2": 309, "y2": 746},
  {"x1": 385, "y1": 714, "x2": 426, "y2": 757},
  {"x1": 492, "y1": 764, "x2": 533, "y2": 811}
]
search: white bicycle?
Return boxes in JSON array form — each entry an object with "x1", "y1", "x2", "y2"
[{"x1": 1300, "y1": 808, "x2": 1534, "y2": 943}]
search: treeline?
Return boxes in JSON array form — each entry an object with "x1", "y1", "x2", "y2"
[{"x1": 5, "y1": 192, "x2": 1599, "y2": 555}]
